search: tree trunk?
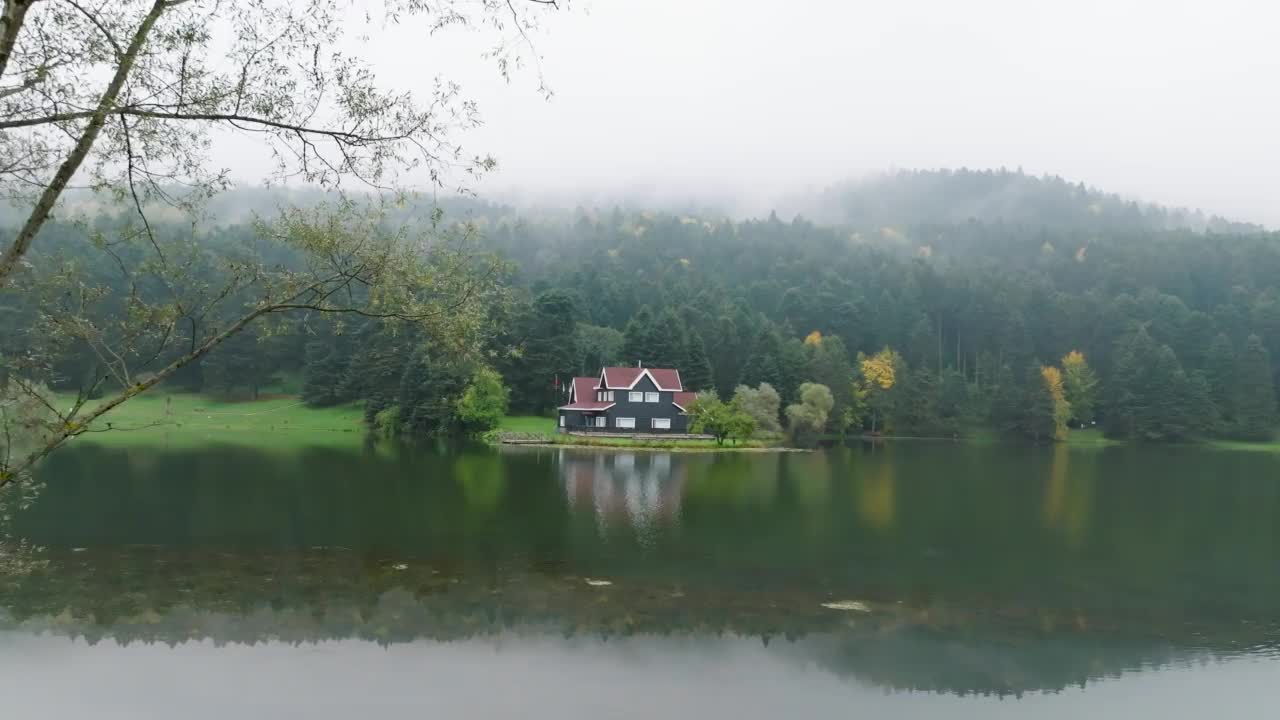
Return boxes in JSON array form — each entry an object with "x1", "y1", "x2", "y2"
[
  {"x1": 0, "y1": 0, "x2": 168, "y2": 288},
  {"x1": 0, "y1": 0, "x2": 33, "y2": 81}
]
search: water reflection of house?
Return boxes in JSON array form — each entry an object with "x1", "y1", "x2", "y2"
[{"x1": 559, "y1": 450, "x2": 685, "y2": 535}]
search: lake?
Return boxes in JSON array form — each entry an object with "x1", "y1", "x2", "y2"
[{"x1": 3, "y1": 441, "x2": 1280, "y2": 717}]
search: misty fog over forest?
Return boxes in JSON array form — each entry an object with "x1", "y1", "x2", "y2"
[{"x1": 7, "y1": 2, "x2": 1280, "y2": 718}]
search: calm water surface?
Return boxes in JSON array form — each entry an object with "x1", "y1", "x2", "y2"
[{"x1": 3, "y1": 441, "x2": 1280, "y2": 717}]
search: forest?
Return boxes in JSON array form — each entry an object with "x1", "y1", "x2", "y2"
[{"x1": 3, "y1": 169, "x2": 1278, "y2": 444}]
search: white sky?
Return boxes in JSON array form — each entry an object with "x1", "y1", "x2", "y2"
[{"x1": 250, "y1": 0, "x2": 1280, "y2": 224}]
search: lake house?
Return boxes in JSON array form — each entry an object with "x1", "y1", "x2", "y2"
[{"x1": 558, "y1": 366, "x2": 696, "y2": 434}]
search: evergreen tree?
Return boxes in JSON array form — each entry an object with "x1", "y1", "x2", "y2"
[
  {"x1": 906, "y1": 314, "x2": 935, "y2": 372},
  {"x1": 1205, "y1": 333, "x2": 1237, "y2": 423},
  {"x1": 1105, "y1": 327, "x2": 1197, "y2": 441},
  {"x1": 1017, "y1": 363, "x2": 1057, "y2": 443},
  {"x1": 1186, "y1": 370, "x2": 1221, "y2": 437},
  {"x1": 989, "y1": 363, "x2": 1022, "y2": 437},
  {"x1": 893, "y1": 364, "x2": 943, "y2": 436},
  {"x1": 621, "y1": 306, "x2": 657, "y2": 366},
  {"x1": 709, "y1": 314, "x2": 743, "y2": 399},
  {"x1": 1232, "y1": 335, "x2": 1277, "y2": 440},
  {"x1": 681, "y1": 330, "x2": 715, "y2": 391},
  {"x1": 648, "y1": 307, "x2": 688, "y2": 369},
  {"x1": 741, "y1": 322, "x2": 786, "y2": 391},
  {"x1": 301, "y1": 328, "x2": 353, "y2": 407},
  {"x1": 937, "y1": 369, "x2": 976, "y2": 432},
  {"x1": 397, "y1": 347, "x2": 471, "y2": 436},
  {"x1": 349, "y1": 328, "x2": 416, "y2": 425},
  {"x1": 504, "y1": 290, "x2": 578, "y2": 414},
  {"x1": 202, "y1": 329, "x2": 275, "y2": 400}
]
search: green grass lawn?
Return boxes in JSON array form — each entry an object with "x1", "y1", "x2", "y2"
[
  {"x1": 1063, "y1": 428, "x2": 1122, "y2": 447},
  {"x1": 56, "y1": 392, "x2": 367, "y2": 449},
  {"x1": 497, "y1": 415, "x2": 556, "y2": 435},
  {"x1": 1204, "y1": 438, "x2": 1280, "y2": 453}
]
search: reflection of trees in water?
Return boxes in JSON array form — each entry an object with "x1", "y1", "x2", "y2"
[
  {"x1": 1042, "y1": 444, "x2": 1094, "y2": 547},
  {"x1": 790, "y1": 624, "x2": 1215, "y2": 698},
  {"x1": 558, "y1": 451, "x2": 685, "y2": 539},
  {"x1": 855, "y1": 456, "x2": 896, "y2": 532},
  {"x1": 3, "y1": 548, "x2": 1277, "y2": 698}
]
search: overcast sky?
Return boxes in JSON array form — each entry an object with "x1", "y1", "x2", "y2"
[{"x1": 277, "y1": 0, "x2": 1280, "y2": 224}]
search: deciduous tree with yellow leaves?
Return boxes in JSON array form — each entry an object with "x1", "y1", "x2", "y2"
[
  {"x1": 856, "y1": 347, "x2": 901, "y2": 434},
  {"x1": 1041, "y1": 365, "x2": 1072, "y2": 441},
  {"x1": 1061, "y1": 351, "x2": 1099, "y2": 426}
]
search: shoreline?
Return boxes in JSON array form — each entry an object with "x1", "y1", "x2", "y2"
[{"x1": 497, "y1": 440, "x2": 807, "y2": 453}]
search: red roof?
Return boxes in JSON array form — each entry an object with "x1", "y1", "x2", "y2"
[
  {"x1": 559, "y1": 376, "x2": 614, "y2": 411},
  {"x1": 600, "y1": 367, "x2": 683, "y2": 391},
  {"x1": 672, "y1": 391, "x2": 697, "y2": 411}
]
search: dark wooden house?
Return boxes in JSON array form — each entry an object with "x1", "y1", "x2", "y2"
[{"x1": 558, "y1": 366, "x2": 697, "y2": 434}]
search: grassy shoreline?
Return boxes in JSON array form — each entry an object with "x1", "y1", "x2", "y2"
[
  {"x1": 493, "y1": 416, "x2": 784, "y2": 450},
  {"x1": 51, "y1": 394, "x2": 1280, "y2": 454},
  {"x1": 56, "y1": 392, "x2": 367, "y2": 449}
]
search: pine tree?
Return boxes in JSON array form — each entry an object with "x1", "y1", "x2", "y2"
[
  {"x1": 1018, "y1": 363, "x2": 1057, "y2": 443},
  {"x1": 621, "y1": 306, "x2": 657, "y2": 366},
  {"x1": 648, "y1": 307, "x2": 688, "y2": 369},
  {"x1": 894, "y1": 364, "x2": 942, "y2": 436},
  {"x1": 1186, "y1": 370, "x2": 1221, "y2": 437},
  {"x1": 1232, "y1": 334, "x2": 1277, "y2": 440},
  {"x1": 396, "y1": 347, "x2": 471, "y2": 436},
  {"x1": 906, "y1": 314, "x2": 935, "y2": 372},
  {"x1": 989, "y1": 363, "x2": 1022, "y2": 436},
  {"x1": 741, "y1": 323, "x2": 785, "y2": 391},
  {"x1": 1205, "y1": 333, "x2": 1237, "y2": 423},
  {"x1": 1105, "y1": 327, "x2": 1196, "y2": 441},
  {"x1": 710, "y1": 314, "x2": 742, "y2": 399},
  {"x1": 682, "y1": 330, "x2": 715, "y2": 391},
  {"x1": 202, "y1": 329, "x2": 274, "y2": 400},
  {"x1": 504, "y1": 290, "x2": 578, "y2": 413},
  {"x1": 350, "y1": 329, "x2": 415, "y2": 425},
  {"x1": 301, "y1": 327, "x2": 353, "y2": 407}
]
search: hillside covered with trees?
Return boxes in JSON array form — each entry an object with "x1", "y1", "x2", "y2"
[{"x1": 4, "y1": 170, "x2": 1278, "y2": 444}]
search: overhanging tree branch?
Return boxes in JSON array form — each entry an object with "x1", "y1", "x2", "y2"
[{"x1": 0, "y1": 0, "x2": 169, "y2": 288}]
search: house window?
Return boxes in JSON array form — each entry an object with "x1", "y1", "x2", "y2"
[
  {"x1": 606, "y1": 391, "x2": 614, "y2": 401},
  {"x1": 615, "y1": 417, "x2": 636, "y2": 429},
  {"x1": 559, "y1": 416, "x2": 565, "y2": 427},
  {"x1": 645, "y1": 392, "x2": 659, "y2": 403},
  {"x1": 595, "y1": 416, "x2": 607, "y2": 428},
  {"x1": 652, "y1": 418, "x2": 671, "y2": 430},
  {"x1": 628, "y1": 391, "x2": 643, "y2": 402}
]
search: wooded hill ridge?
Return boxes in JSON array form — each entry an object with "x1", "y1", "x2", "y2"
[{"x1": 3, "y1": 169, "x2": 1277, "y2": 443}]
